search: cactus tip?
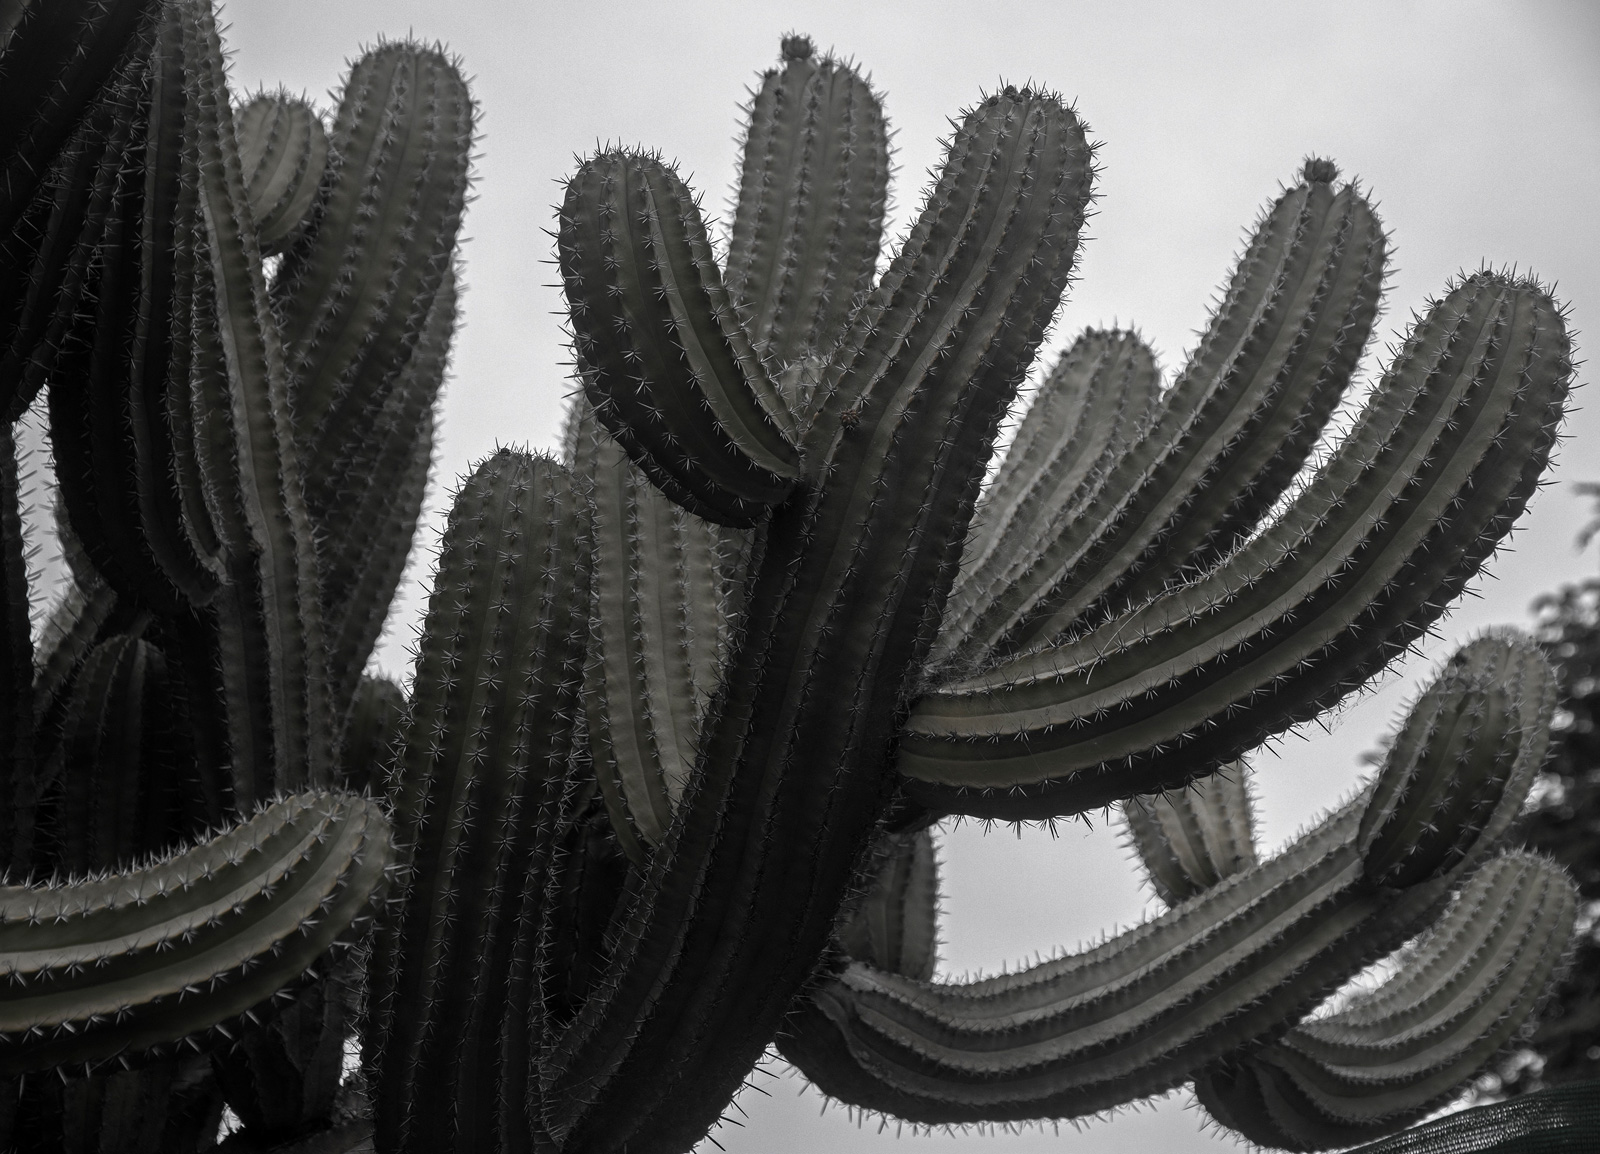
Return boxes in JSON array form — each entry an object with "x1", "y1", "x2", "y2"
[{"x1": 1303, "y1": 156, "x2": 1339, "y2": 184}]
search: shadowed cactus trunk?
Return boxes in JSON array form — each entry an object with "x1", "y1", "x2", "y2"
[{"x1": 0, "y1": 5, "x2": 1590, "y2": 1153}]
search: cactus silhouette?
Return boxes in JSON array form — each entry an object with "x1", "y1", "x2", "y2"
[{"x1": 0, "y1": 5, "x2": 1588, "y2": 1153}]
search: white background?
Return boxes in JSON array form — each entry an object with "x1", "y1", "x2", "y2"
[{"x1": 217, "y1": 3, "x2": 1600, "y2": 1150}]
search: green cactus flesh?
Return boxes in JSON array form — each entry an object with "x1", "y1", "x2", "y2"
[
  {"x1": 0, "y1": 14, "x2": 1586, "y2": 1154},
  {"x1": 780, "y1": 635, "x2": 1566, "y2": 1124},
  {"x1": 0, "y1": 790, "x2": 391, "y2": 1076}
]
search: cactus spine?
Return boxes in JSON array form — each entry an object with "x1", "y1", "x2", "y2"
[{"x1": 0, "y1": 8, "x2": 1588, "y2": 1154}]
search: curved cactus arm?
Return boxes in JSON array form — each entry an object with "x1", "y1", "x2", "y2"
[
  {"x1": 949, "y1": 328, "x2": 1161, "y2": 631},
  {"x1": 0, "y1": 0, "x2": 153, "y2": 241},
  {"x1": 577, "y1": 417, "x2": 727, "y2": 859},
  {"x1": 937, "y1": 162, "x2": 1386, "y2": 675},
  {"x1": 1121, "y1": 760, "x2": 1258, "y2": 906},
  {"x1": 1193, "y1": 852, "x2": 1578, "y2": 1152},
  {"x1": 903, "y1": 270, "x2": 1571, "y2": 820},
  {"x1": 234, "y1": 91, "x2": 328, "y2": 257},
  {"x1": 724, "y1": 35, "x2": 889, "y2": 391},
  {"x1": 836, "y1": 827, "x2": 940, "y2": 981},
  {"x1": 365, "y1": 450, "x2": 592, "y2": 1154},
  {"x1": 0, "y1": 790, "x2": 392, "y2": 1076},
  {"x1": 560, "y1": 150, "x2": 802, "y2": 527},
  {"x1": 538, "y1": 87, "x2": 1093, "y2": 1154},
  {"x1": 316, "y1": 273, "x2": 452, "y2": 732},
  {"x1": 781, "y1": 634, "x2": 1553, "y2": 1125}
]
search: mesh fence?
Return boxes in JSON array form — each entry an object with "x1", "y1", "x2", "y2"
[{"x1": 1347, "y1": 1081, "x2": 1600, "y2": 1153}]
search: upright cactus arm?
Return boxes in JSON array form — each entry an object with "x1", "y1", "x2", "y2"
[
  {"x1": 1337, "y1": 1079, "x2": 1600, "y2": 1153},
  {"x1": 365, "y1": 450, "x2": 592, "y2": 1154},
  {"x1": 0, "y1": 0, "x2": 154, "y2": 240},
  {"x1": 270, "y1": 46, "x2": 469, "y2": 721},
  {"x1": 724, "y1": 35, "x2": 889, "y2": 388},
  {"x1": 171, "y1": 0, "x2": 329, "y2": 800},
  {"x1": 835, "y1": 827, "x2": 941, "y2": 982},
  {"x1": 0, "y1": 23, "x2": 152, "y2": 424},
  {"x1": 1193, "y1": 852, "x2": 1578, "y2": 1151},
  {"x1": 903, "y1": 270, "x2": 1572, "y2": 820},
  {"x1": 1122, "y1": 761, "x2": 1257, "y2": 906},
  {"x1": 538, "y1": 87, "x2": 1093, "y2": 1154},
  {"x1": 781, "y1": 634, "x2": 1559, "y2": 1125},
  {"x1": 935, "y1": 163, "x2": 1386, "y2": 673},
  {"x1": 0, "y1": 790, "x2": 392, "y2": 1076},
  {"x1": 954, "y1": 328, "x2": 1161, "y2": 611},
  {"x1": 561, "y1": 150, "x2": 802, "y2": 528},
  {"x1": 578, "y1": 418, "x2": 727, "y2": 859}
]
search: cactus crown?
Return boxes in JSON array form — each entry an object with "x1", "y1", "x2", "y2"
[{"x1": 0, "y1": 5, "x2": 1586, "y2": 1154}]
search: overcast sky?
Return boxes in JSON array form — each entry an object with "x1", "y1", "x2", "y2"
[{"x1": 216, "y1": 3, "x2": 1600, "y2": 1151}]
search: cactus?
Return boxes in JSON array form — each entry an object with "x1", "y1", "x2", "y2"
[{"x1": 0, "y1": 7, "x2": 1589, "y2": 1154}]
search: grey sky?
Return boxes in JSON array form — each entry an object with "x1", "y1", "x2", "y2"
[{"x1": 218, "y1": 3, "x2": 1600, "y2": 1150}]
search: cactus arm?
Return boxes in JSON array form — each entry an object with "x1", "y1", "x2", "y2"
[
  {"x1": 0, "y1": 425, "x2": 34, "y2": 872},
  {"x1": 1122, "y1": 761, "x2": 1258, "y2": 906},
  {"x1": 902, "y1": 271, "x2": 1571, "y2": 819},
  {"x1": 560, "y1": 151, "x2": 802, "y2": 527},
  {"x1": 539, "y1": 86, "x2": 1092, "y2": 1154},
  {"x1": 1193, "y1": 852, "x2": 1578, "y2": 1151},
  {"x1": 0, "y1": 790, "x2": 391, "y2": 1076},
  {"x1": 782, "y1": 634, "x2": 1554, "y2": 1124},
  {"x1": 0, "y1": 0, "x2": 153, "y2": 241},
  {"x1": 49, "y1": 633, "x2": 193, "y2": 874},
  {"x1": 724, "y1": 35, "x2": 889, "y2": 384},
  {"x1": 272, "y1": 44, "x2": 470, "y2": 440},
  {"x1": 836, "y1": 828, "x2": 940, "y2": 981},
  {"x1": 0, "y1": 43, "x2": 149, "y2": 425},
  {"x1": 365, "y1": 451, "x2": 591, "y2": 1154},
  {"x1": 580, "y1": 422, "x2": 726, "y2": 856},
  {"x1": 176, "y1": 0, "x2": 331, "y2": 798},
  {"x1": 234, "y1": 92, "x2": 328, "y2": 258},
  {"x1": 334, "y1": 675, "x2": 404, "y2": 796},
  {"x1": 948, "y1": 328, "x2": 1161, "y2": 633},
  {"x1": 939, "y1": 166, "x2": 1386, "y2": 673}
]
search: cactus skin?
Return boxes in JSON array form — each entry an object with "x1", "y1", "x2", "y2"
[
  {"x1": 936, "y1": 162, "x2": 1386, "y2": 672},
  {"x1": 236, "y1": 91, "x2": 329, "y2": 257},
  {"x1": 901, "y1": 271, "x2": 1572, "y2": 819},
  {"x1": 0, "y1": 790, "x2": 392, "y2": 1076},
  {"x1": 0, "y1": 16, "x2": 1586, "y2": 1154},
  {"x1": 779, "y1": 635, "x2": 1568, "y2": 1125},
  {"x1": 561, "y1": 151, "x2": 802, "y2": 527},
  {"x1": 538, "y1": 85, "x2": 1092, "y2": 1154},
  {"x1": 724, "y1": 34, "x2": 889, "y2": 391},
  {"x1": 366, "y1": 450, "x2": 593, "y2": 1154},
  {"x1": 577, "y1": 418, "x2": 726, "y2": 859}
]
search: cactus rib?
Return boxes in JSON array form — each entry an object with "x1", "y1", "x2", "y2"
[
  {"x1": 724, "y1": 35, "x2": 890, "y2": 381},
  {"x1": 0, "y1": 790, "x2": 392, "y2": 1076},
  {"x1": 560, "y1": 150, "x2": 802, "y2": 527},
  {"x1": 367, "y1": 450, "x2": 592, "y2": 1154}
]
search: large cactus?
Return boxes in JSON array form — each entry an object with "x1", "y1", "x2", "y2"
[{"x1": 0, "y1": 6, "x2": 1588, "y2": 1154}]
